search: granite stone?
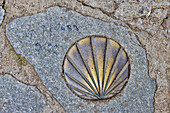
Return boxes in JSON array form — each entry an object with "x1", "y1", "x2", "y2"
[
  {"x1": 6, "y1": 6, "x2": 156, "y2": 112},
  {"x1": 0, "y1": 6, "x2": 4, "y2": 25},
  {"x1": 0, "y1": 74, "x2": 46, "y2": 112}
]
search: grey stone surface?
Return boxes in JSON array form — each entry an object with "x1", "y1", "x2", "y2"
[
  {"x1": 114, "y1": 2, "x2": 168, "y2": 35},
  {"x1": 0, "y1": 74, "x2": 46, "y2": 112},
  {"x1": 6, "y1": 6, "x2": 156, "y2": 112},
  {"x1": 0, "y1": 6, "x2": 4, "y2": 25}
]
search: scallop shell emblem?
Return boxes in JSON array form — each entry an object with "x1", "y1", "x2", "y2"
[{"x1": 62, "y1": 36, "x2": 130, "y2": 100}]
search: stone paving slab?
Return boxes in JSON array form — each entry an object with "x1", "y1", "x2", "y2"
[
  {"x1": 6, "y1": 6, "x2": 156, "y2": 112},
  {"x1": 0, "y1": 74, "x2": 46, "y2": 112}
]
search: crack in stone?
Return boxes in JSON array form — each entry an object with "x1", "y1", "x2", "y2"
[
  {"x1": 73, "y1": 2, "x2": 167, "y2": 112},
  {"x1": 0, "y1": 26, "x2": 66, "y2": 112},
  {"x1": 2, "y1": 1, "x2": 167, "y2": 112},
  {"x1": 0, "y1": 1, "x2": 118, "y2": 112},
  {"x1": 76, "y1": 0, "x2": 147, "y2": 51},
  {"x1": 76, "y1": 0, "x2": 148, "y2": 49},
  {"x1": 1, "y1": 71, "x2": 66, "y2": 112},
  {"x1": 77, "y1": 0, "x2": 120, "y2": 14},
  {"x1": 124, "y1": 23, "x2": 158, "y2": 112},
  {"x1": 160, "y1": 13, "x2": 169, "y2": 34},
  {"x1": 125, "y1": 24, "x2": 158, "y2": 112},
  {"x1": 77, "y1": 1, "x2": 168, "y2": 39},
  {"x1": 76, "y1": 0, "x2": 119, "y2": 20},
  {"x1": 0, "y1": 0, "x2": 6, "y2": 26}
]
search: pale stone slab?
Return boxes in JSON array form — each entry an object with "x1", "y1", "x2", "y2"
[
  {"x1": 0, "y1": 74, "x2": 46, "y2": 112},
  {"x1": 6, "y1": 6, "x2": 156, "y2": 113}
]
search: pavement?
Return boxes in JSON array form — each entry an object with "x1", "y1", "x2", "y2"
[{"x1": 0, "y1": 0, "x2": 169, "y2": 113}]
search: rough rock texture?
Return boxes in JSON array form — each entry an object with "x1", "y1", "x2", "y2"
[
  {"x1": 6, "y1": 6, "x2": 156, "y2": 113},
  {"x1": 136, "y1": 29, "x2": 170, "y2": 113},
  {"x1": 77, "y1": 0, "x2": 119, "y2": 13},
  {"x1": 0, "y1": 0, "x2": 169, "y2": 112},
  {"x1": 0, "y1": 74, "x2": 46, "y2": 112},
  {"x1": 4, "y1": 0, "x2": 115, "y2": 24},
  {"x1": 115, "y1": 2, "x2": 168, "y2": 35},
  {"x1": 0, "y1": 26, "x2": 65, "y2": 112},
  {"x1": 0, "y1": 6, "x2": 4, "y2": 25}
]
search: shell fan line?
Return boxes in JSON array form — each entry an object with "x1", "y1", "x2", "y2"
[{"x1": 62, "y1": 36, "x2": 130, "y2": 100}]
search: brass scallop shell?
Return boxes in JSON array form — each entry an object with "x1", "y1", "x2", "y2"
[{"x1": 62, "y1": 36, "x2": 130, "y2": 100}]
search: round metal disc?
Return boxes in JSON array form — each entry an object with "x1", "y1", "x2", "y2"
[{"x1": 62, "y1": 36, "x2": 130, "y2": 100}]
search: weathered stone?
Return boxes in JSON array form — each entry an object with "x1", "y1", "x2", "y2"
[
  {"x1": 77, "y1": 0, "x2": 119, "y2": 13},
  {"x1": 0, "y1": 6, "x2": 4, "y2": 25},
  {"x1": 0, "y1": 74, "x2": 46, "y2": 112},
  {"x1": 114, "y1": 2, "x2": 168, "y2": 35},
  {"x1": 135, "y1": 29, "x2": 170, "y2": 113},
  {"x1": 6, "y1": 6, "x2": 156, "y2": 112},
  {"x1": 0, "y1": 25, "x2": 65, "y2": 112},
  {"x1": 4, "y1": 0, "x2": 114, "y2": 24}
]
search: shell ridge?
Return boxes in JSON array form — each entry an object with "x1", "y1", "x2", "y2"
[
  {"x1": 65, "y1": 72, "x2": 92, "y2": 93},
  {"x1": 66, "y1": 55, "x2": 98, "y2": 96},
  {"x1": 65, "y1": 72, "x2": 99, "y2": 98},
  {"x1": 105, "y1": 62, "x2": 129, "y2": 95},
  {"x1": 109, "y1": 61, "x2": 129, "y2": 91},
  {"x1": 107, "y1": 93, "x2": 118, "y2": 98},
  {"x1": 102, "y1": 38, "x2": 110, "y2": 93},
  {"x1": 69, "y1": 84, "x2": 97, "y2": 99},
  {"x1": 104, "y1": 47, "x2": 122, "y2": 93},
  {"x1": 76, "y1": 42, "x2": 99, "y2": 94},
  {"x1": 90, "y1": 37, "x2": 101, "y2": 95},
  {"x1": 63, "y1": 36, "x2": 130, "y2": 100},
  {"x1": 106, "y1": 78, "x2": 128, "y2": 95}
]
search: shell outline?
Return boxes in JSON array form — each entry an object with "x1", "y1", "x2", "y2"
[{"x1": 62, "y1": 35, "x2": 131, "y2": 100}]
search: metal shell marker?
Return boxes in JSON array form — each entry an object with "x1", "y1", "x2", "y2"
[{"x1": 62, "y1": 36, "x2": 130, "y2": 100}]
